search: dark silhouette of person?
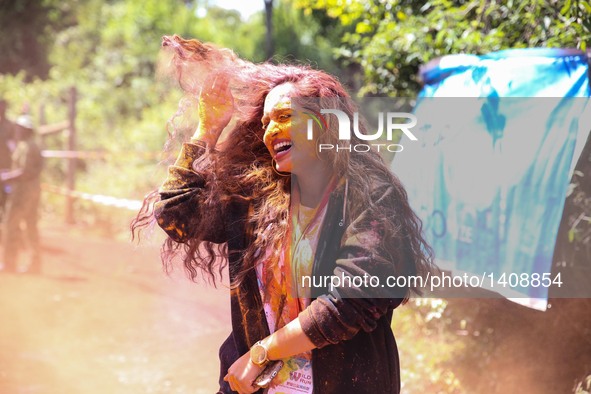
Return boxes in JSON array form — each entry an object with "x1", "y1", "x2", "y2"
[
  {"x1": 1, "y1": 114, "x2": 43, "y2": 274},
  {"x1": 0, "y1": 99, "x2": 15, "y2": 237}
]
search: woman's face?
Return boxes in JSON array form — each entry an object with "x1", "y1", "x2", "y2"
[{"x1": 262, "y1": 83, "x2": 319, "y2": 175}]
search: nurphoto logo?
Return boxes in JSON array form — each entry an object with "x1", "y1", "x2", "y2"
[{"x1": 305, "y1": 109, "x2": 418, "y2": 153}]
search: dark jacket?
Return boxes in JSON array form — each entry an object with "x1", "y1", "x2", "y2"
[
  {"x1": 0, "y1": 118, "x2": 14, "y2": 170},
  {"x1": 10, "y1": 138, "x2": 43, "y2": 198},
  {"x1": 155, "y1": 142, "x2": 406, "y2": 394}
]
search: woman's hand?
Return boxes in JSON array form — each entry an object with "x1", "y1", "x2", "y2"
[
  {"x1": 193, "y1": 72, "x2": 234, "y2": 146},
  {"x1": 223, "y1": 351, "x2": 265, "y2": 394},
  {"x1": 223, "y1": 318, "x2": 315, "y2": 393}
]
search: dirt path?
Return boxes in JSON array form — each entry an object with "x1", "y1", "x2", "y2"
[{"x1": 0, "y1": 225, "x2": 230, "y2": 393}]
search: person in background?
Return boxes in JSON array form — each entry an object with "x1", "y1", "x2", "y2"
[
  {"x1": 0, "y1": 114, "x2": 43, "y2": 274},
  {"x1": 0, "y1": 99, "x2": 15, "y2": 238}
]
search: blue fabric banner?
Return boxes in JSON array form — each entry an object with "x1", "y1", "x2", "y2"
[{"x1": 392, "y1": 49, "x2": 591, "y2": 308}]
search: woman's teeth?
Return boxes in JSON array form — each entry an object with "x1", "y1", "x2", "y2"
[{"x1": 274, "y1": 141, "x2": 292, "y2": 153}]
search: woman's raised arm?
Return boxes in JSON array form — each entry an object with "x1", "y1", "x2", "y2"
[{"x1": 155, "y1": 73, "x2": 236, "y2": 244}]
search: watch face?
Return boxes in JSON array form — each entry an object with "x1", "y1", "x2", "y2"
[{"x1": 251, "y1": 344, "x2": 267, "y2": 365}]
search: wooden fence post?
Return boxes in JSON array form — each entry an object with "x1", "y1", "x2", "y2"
[
  {"x1": 66, "y1": 87, "x2": 77, "y2": 224},
  {"x1": 38, "y1": 103, "x2": 45, "y2": 150}
]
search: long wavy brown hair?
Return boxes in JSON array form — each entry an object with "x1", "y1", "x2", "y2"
[{"x1": 132, "y1": 35, "x2": 434, "y2": 298}]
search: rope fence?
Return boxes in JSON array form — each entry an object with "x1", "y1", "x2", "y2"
[{"x1": 41, "y1": 183, "x2": 143, "y2": 212}]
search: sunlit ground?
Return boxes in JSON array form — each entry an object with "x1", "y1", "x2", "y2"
[{"x1": 0, "y1": 219, "x2": 230, "y2": 393}]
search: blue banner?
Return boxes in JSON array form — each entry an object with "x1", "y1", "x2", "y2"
[{"x1": 392, "y1": 49, "x2": 591, "y2": 308}]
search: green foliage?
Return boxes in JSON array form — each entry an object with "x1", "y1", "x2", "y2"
[
  {"x1": 394, "y1": 299, "x2": 465, "y2": 393},
  {"x1": 291, "y1": 0, "x2": 591, "y2": 96},
  {"x1": 261, "y1": 1, "x2": 340, "y2": 74}
]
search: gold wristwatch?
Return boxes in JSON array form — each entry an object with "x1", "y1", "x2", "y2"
[{"x1": 250, "y1": 340, "x2": 270, "y2": 366}]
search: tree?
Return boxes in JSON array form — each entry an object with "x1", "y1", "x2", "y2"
[
  {"x1": 0, "y1": 0, "x2": 79, "y2": 79},
  {"x1": 291, "y1": 0, "x2": 591, "y2": 96},
  {"x1": 264, "y1": 0, "x2": 274, "y2": 59}
]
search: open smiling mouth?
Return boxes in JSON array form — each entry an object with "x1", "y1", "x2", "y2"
[{"x1": 273, "y1": 140, "x2": 293, "y2": 159}]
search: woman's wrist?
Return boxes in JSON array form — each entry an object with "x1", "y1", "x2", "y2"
[
  {"x1": 263, "y1": 335, "x2": 279, "y2": 362},
  {"x1": 250, "y1": 340, "x2": 272, "y2": 366},
  {"x1": 190, "y1": 125, "x2": 219, "y2": 146}
]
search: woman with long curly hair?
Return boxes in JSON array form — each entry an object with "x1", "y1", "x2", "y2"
[{"x1": 133, "y1": 35, "x2": 434, "y2": 394}]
